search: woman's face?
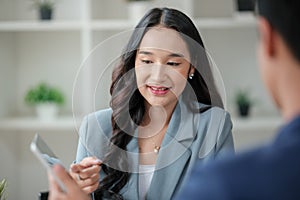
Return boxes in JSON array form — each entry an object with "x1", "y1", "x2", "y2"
[{"x1": 135, "y1": 27, "x2": 193, "y2": 109}]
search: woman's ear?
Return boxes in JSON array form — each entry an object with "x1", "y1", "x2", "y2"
[
  {"x1": 188, "y1": 65, "x2": 195, "y2": 74},
  {"x1": 190, "y1": 66, "x2": 195, "y2": 74},
  {"x1": 188, "y1": 66, "x2": 195, "y2": 80}
]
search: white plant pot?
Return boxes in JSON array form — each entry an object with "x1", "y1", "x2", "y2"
[
  {"x1": 35, "y1": 103, "x2": 59, "y2": 120},
  {"x1": 127, "y1": 1, "x2": 152, "y2": 23}
]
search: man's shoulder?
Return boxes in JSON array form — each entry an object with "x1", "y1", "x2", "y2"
[
  {"x1": 201, "y1": 135, "x2": 300, "y2": 176},
  {"x1": 179, "y1": 137, "x2": 300, "y2": 200}
]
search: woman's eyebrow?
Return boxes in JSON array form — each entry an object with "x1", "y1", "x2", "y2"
[
  {"x1": 138, "y1": 51, "x2": 185, "y2": 58},
  {"x1": 168, "y1": 53, "x2": 184, "y2": 58},
  {"x1": 138, "y1": 51, "x2": 153, "y2": 55}
]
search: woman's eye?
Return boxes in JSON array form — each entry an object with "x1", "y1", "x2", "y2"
[
  {"x1": 167, "y1": 62, "x2": 181, "y2": 66},
  {"x1": 141, "y1": 60, "x2": 153, "y2": 64}
]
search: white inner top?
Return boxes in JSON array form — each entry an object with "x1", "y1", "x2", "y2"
[{"x1": 139, "y1": 164, "x2": 155, "y2": 200}]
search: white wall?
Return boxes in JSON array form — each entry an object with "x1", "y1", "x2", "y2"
[
  {"x1": 12, "y1": 0, "x2": 82, "y2": 20},
  {"x1": 0, "y1": 0, "x2": 15, "y2": 20},
  {"x1": 233, "y1": 128, "x2": 279, "y2": 151},
  {"x1": 201, "y1": 28, "x2": 277, "y2": 116},
  {"x1": 0, "y1": 33, "x2": 17, "y2": 118},
  {"x1": 15, "y1": 32, "x2": 81, "y2": 116},
  {"x1": 193, "y1": 0, "x2": 235, "y2": 18},
  {"x1": 0, "y1": 132, "x2": 19, "y2": 200}
]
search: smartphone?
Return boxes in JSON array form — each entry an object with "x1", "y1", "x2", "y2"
[{"x1": 30, "y1": 133, "x2": 67, "y2": 193}]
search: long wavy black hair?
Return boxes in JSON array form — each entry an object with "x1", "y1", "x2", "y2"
[{"x1": 94, "y1": 7, "x2": 223, "y2": 198}]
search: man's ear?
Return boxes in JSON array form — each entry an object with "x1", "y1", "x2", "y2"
[{"x1": 258, "y1": 17, "x2": 276, "y2": 58}]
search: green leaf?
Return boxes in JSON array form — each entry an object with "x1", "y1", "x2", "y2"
[
  {"x1": 31, "y1": 0, "x2": 55, "y2": 9},
  {"x1": 0, "y1": 179, "x2": 7, "y2": 200},
  {"x1": 234, "y1": 88, "x2": 254, "y2": 107},
  {"x1": 24, "y1": 82, "x2": 65, "y2": 106}
]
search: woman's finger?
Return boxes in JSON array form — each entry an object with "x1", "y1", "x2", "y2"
[
  {"x1": 80, "y1": 157, "x2": 102, "y2": 167},
  {"x1": 78, "y1": 164, "x2": 101, "y2": 180}
]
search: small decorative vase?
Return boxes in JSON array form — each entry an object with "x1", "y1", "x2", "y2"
[
  {"x1": 127, "y1": 1, "x2": 152, "y2": 23},
  {"x1": 39, "y1": 7, "x2": 52, "y2": 20},
  {"x1": 35, "y1": 103, "x2": 58, "y2": 120},
  {"x1": 238, "y1": 104, "x2": 250, "y2": 117},
  {"x1": 236, "y1": 0, "x2": 255, "y2": 12}
]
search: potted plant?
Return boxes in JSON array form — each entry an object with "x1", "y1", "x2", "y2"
[
  {"x1": 234, "y1": 89, "x2": 254, "y2": 117},
  {"x1": 31, "y1": 0, "x2": 56, "y2": 20},
  {"x1": 25, "y1": 82, "x2": 64, "y2": 120},
  {"x1": 236, "y1": 0, "x2": 255, "y2": 12},
  {"x1": 126, "y1": 0, "x2": 153, "y2": 22},
  {"x1": 0, "y1": 179, "x2": 7, "y2": 200}
]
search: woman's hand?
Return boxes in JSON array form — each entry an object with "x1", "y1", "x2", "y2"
[
  {"x1": 48, "y1": 164, "x2": 91, "y2": 200},
  {"x1": 69, "y1": 157, "x2": 102, "y2": 194}
]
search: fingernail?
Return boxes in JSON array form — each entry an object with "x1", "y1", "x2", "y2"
[{"x1": 95, "y1": 159, "x2": 102, "y2": 164}]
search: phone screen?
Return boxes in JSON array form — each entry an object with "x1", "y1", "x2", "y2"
[{"x1": 30, "y1": 133, "x2": 67, "y2": 192}]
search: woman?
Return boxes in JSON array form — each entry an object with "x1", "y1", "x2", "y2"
[{"x1": 65, "y1": 7, "x2": 234, "y2": 200}]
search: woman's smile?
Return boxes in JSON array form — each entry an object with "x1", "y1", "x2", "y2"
[{"x1": 147, "y1": 85, "x2": 171, "y2": 95}]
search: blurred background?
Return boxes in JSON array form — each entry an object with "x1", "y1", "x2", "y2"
[{"x1": 0, "y1": 0, "x2": 283, "y2": 199}]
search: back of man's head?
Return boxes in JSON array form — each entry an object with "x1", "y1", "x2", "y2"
[{"x1": 257, "y1": 0, "x2": 300, "y2": 63}]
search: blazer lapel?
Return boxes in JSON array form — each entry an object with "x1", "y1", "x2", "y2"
[
  {"x1": 147, "y1": 100, "x2": 195, "y2": 199},
  {"x1": 147, "y1": 146, "x2": 192, "y2": 199},
  {"x1": 122, "y1": 99, "x2": 198, "y2": 199},
  {"x1": 120, "y1": 130, "x2": 140, "y2": 199}
]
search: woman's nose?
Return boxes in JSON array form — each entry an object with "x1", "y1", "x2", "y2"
[{"x1": 150, "y1": 64, "x2": 166, "y2": 81}]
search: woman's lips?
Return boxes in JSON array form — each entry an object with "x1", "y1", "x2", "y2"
[{"x1": 147, "y1": 85, "x2": 170, "y2": 95}]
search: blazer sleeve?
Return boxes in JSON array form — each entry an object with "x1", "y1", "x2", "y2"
[
  {"x1": 75, "y1": 116, "x2": 89, "y2": 163},
  {"x1": 215, "y1": 111, "x2": 235, "y2": 159},
  {"x1": 74, "y1": 109, "x2": 112, "y2": 164}
]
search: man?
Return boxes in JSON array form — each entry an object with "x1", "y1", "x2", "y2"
[
  {"x1": 175, "y1": 0, "x2": 300, "y2": 199},
  {"x1": 48, "y1": 0, "x2": 300, "y2": 199}
]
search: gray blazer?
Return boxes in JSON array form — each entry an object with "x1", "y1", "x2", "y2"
[{"x1": 76, "y1": 101, "x2": 234, "y2": 200}]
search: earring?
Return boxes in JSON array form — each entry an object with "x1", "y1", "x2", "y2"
[{"x1": 189, "y1": 73, "x2": 194, "y2": 80}]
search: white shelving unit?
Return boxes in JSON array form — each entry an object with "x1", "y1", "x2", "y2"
[
  {"x1": 0, "y1": 114, "x2": 282, "y2": 132},
  {"x1": 0, "y1": 14, "x2": 257, "y2": 121},
  {"x1": 0, "y1": 15, "x2": 256, "y2": 32},
  {"x1": 232, "y1": 115, "x2": 283, "y2": 151},
  {"x1": 0, "y1": 21, "x2": 83, "y2": 31},
  {"x1": 0, "y1": 116, "x2": 79, "y2": 131},
  {"x1": 0, "y1": 18, "x2": 256, "y2": 32},
  {"x1": 232, "y1": 115, "x2": 283, "y2": 132}
]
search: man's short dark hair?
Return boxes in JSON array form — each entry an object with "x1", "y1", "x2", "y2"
[{"x1": 257, "y1": 0, "x2": 300, "y2": 62}]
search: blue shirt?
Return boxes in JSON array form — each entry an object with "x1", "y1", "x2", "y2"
[{"x1": 175, "y1": 115, "x2": 300, "y2": 200}]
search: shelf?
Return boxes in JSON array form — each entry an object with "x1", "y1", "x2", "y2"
[
  {"x1": 0, "y1": 20, "x2": 135, "y2": 32},
  {"x1": 0, "y1": 116, "x2": 79, "y2": 131},
  {"x1": 91, "y1": 16, "x2": 256, "y2": 31},
  {"x1": 90, "y1": 15, "x2": 256, "y2": 30},
  {"x1": 0, "y1": 15, "x2": 256, "y2": 32},
  {"x1": 232, "y1": 116, "x2": 284, "y2": 132},
  {"x1": 0, "y1": 115, "x2": 283, "y2": 132},
  {"x1": 0, "y1": 21, "x2": 83, "y2": 31}
]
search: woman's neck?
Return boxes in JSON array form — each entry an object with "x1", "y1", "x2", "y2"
[
  {"x1": 138, "y1": 102, "x2": 177, "y2": 165},
  {"x1": 141, "y1": 101, "x2": 177, "y2": 132}
]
